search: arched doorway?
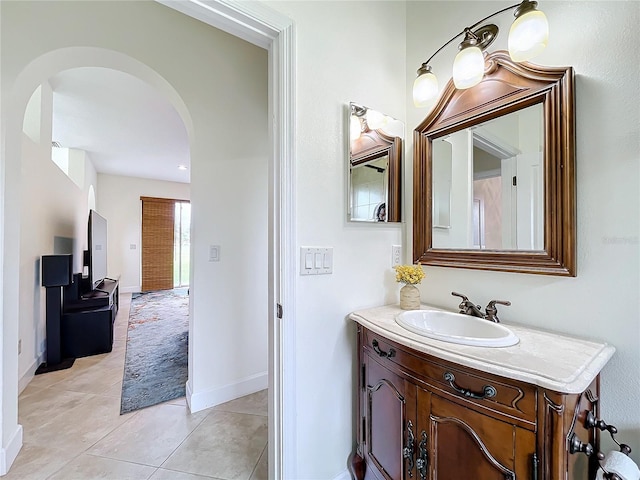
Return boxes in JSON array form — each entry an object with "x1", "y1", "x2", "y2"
[
  {"x1": 0, "y1": 3, "x2": 295, "y2": 477},
  {"x1": 0, "y1": 45, "x2": 195, "y2": 473}
]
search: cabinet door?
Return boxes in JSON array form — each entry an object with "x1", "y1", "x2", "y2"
[
  {"x1": 419, "y1": 390, "x2": 536, "y2": 480},
  {"x1": 364, "y1": 353, "x2": 414, "y2": 480}
]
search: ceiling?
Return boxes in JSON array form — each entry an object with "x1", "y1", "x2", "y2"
[{"x1": 50, "y1": 67, "x2": 190, "y2": 184}]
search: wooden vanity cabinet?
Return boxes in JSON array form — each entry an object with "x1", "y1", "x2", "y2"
[{"x1": 350, "y1": 325, "x2": 600, "y2": 480}]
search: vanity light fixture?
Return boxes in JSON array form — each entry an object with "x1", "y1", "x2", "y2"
[
  {"x1": 350, "y1": 103, "x2": 390, "y2": 137},
  {"x1": 365, "y1": 109, "x2": 386, "y2": 130},
  {"x1": 350, "y1": 103, "x2": 367, "y2": 140},
  {"x1": 177, "y1": 164, "x2": 188, "y2": 170},
  {"x1": 413, "y1": 0, "x2": 549, "y2": 107}
]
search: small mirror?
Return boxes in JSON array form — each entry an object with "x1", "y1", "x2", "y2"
[{"x1": 348, "y1": 103, "x2": 404, "y2": 223}]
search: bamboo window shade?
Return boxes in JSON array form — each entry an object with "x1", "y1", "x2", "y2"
[{"x1": 141, "y1": 196, "x2": 182, "y2": 292}]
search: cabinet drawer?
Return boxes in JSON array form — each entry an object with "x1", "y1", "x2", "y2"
[{"x1": 363, "y1": 329, "x2": 537, "y2": 427}]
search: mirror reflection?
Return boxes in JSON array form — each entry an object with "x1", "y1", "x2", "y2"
[
  {"x1": 432, "y1": 103, "x2": 544, "y2": 250},
  {"x1": 348, "y1": 103, "x2": 404, "y2": 223}
]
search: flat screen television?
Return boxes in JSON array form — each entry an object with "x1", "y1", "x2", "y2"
[{"x1": 87, "y1": 209, "x2": 108, "y2": 290}]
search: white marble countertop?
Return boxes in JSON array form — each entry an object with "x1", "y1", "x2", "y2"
[{"x1": 350, "y1": 304, "x2": 616, "y2": 394}]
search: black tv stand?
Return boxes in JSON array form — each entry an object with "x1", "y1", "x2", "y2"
[
  {"x1": 87, "y1": 288, "x2": 109, "y2": 296},
  {"x1": 62, "y1": 277, "x2": 119, "y2": 358}
]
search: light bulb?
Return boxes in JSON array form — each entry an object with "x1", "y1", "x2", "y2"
[
  {"x1": 413, "y1": 70, "x2": 439, "y2": 107},
  {"x1": 508, "y1": 9, "x2": 549, "y2": 62},
  {"x1": 350, "y1": 115, "x2": 362, "y2": 140},
  {"x1": 453, "y1": 46, "x2": 485, "y2": 90},
  {"x1": 366, "y1": 109, "x2": 386, "y2": 130}
]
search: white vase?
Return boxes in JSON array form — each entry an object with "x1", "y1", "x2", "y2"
[{"x1": 400, "y1": 284, "x2": 421, "y2": 310}]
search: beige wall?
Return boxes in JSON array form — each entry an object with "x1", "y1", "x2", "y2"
[
  {"x1": 5, "y1": 1, "x2": 636, "y2": 477},
  {"x1": 265, "y1": 2, "x2": 406, "y2": 477},
  {"x1": 18, "y1": 80, "x2": 98, "y2": 389},
  {"x1": 1, "y1": 1, "x2": 268, "y2": 470},
  {"x1": 97, "y1": 174, "x2": 190, "y2": 293},
  {"x1": 406, "y1": 1, "x2": 640, "y2": 461}
]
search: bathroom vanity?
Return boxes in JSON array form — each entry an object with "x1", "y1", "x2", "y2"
[{"x1": 349, "y1": 305, "x2": 615, "y2": 480}]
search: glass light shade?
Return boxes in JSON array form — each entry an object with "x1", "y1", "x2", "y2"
[
  {"x1": 413, "y1": 71, "x2": 439, "y2": 107},
  {"x1": 350, "y1": 115, "x2": 362, "y2": 140},
  {"x1": 508, "y1": 9, "x2": 549, "y2": 62},
  {"x1": 366, "y1": 109, "x2": 386, "y2": 130},
  {"x1": 453, "y1": 46, "x2": 485, "y2": 90}
]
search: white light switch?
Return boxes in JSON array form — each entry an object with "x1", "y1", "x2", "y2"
[
  {"x1": 209, "y1": 245, "x2": 220, "y2": 262},
  {"x1": 323, "y1": 251, "x2": 332, "y2": 269},
  {"x1": 300, "y1": 247, "x2": 333, "y2": 275}
]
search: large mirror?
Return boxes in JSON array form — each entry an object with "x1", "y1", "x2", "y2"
[
  {"x1": 348, "y1": 103, "x2": 404, "y2": 223},
  {"x1": 414, "y1": 51, "x2": 576, "y2": 276},
  {"x1": 432, "y1": 103, "x2": 544, "y2": 250}
]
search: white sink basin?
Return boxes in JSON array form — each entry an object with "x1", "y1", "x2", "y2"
[{"x1": 395, "y1": 310, "x2": 519, "y2": 347}]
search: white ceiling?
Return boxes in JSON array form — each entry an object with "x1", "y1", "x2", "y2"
[{"x1": 50, "y1": 67, "x2": 190, "y2": 184}]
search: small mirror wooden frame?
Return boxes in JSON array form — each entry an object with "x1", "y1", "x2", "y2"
[
  {"x1": 413, "y1": 51, "x2": 576, "y2": 276},
  {"x1": 350, "y1": 129, "x2": 402, "y2": 223}
]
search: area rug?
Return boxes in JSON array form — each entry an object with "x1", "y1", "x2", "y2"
[{"x1": 120, "y1": 288, "x2": 189, "y2": 414}]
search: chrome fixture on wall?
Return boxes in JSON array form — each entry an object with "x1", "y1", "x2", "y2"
[{"x1": 413, "y1": 0, "x2": 549, "y2": 106}]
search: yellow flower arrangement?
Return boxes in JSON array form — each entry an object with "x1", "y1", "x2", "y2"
[{"x1": 394, "y1": 264, "x2": 425, "y2": 285}]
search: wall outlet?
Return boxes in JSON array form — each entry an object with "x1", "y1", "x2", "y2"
[
  {"x1": 392, "y1": 245, "x2": 402, "y2": 267},
  {"x1": 18, "y1": 339, "x2": 21, "y2": 354}
]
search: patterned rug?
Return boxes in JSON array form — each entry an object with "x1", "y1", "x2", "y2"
[{"x1": 120, "y1": 288, "x2": 189, "y2": 414}]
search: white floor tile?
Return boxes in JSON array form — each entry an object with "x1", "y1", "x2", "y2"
[{"x1": 9, "y1": 292, "x2": 268, "y2": 479}]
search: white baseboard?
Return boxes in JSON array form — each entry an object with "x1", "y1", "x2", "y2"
[
  {"x1": 185, "y1": 379, "x2": 194, "y2": 411},
  {"x1": 0, "y1": 425, "x2": 23, "y2": 475},
  {"x1": 187, "y1": 371, "x2": 268, "y2": 413},
  {"x1": 333, "y1": 469, "x2": 350, "y2": 480},
  {"x1": 18, "y1": 356, "x2": 44, "y2": 394}
]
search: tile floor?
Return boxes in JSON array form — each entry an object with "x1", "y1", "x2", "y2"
[{"x1": 7, "y1": 293, "x2": 268, "y2": 480}]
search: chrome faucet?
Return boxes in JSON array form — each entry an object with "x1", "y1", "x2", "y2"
[{"x1": 451, "y1": 292, "x2": 511, "y2": 323}]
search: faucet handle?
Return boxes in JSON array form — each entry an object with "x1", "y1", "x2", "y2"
[
  {"x1": 451, "y1": 292, "x2": 471, "y2": 311},
  {"x1": 451, "y1": 292, "x2": 469, "y2": 302},
  {"x1": 485, "y1": 300, "x2": 511, "y2": 323}
]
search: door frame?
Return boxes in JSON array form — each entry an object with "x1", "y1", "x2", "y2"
[{"x1": 155, "y1": 1, "x2": 297, "y2": 477}]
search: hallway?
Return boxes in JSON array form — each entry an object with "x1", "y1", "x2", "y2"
[{"x1": 6, "y1": 293, "x2": 268, "y2": 480}]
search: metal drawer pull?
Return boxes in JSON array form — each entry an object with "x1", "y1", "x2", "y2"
[
  {"x1": 372, "y1": 339, "x2": 395, "y2": 358},
  {"x1": 443, "y1": 372, "x2": 497, "y2": 399}
]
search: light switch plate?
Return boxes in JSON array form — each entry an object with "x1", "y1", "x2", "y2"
[
  {"x1": 209, "y1": 245, "x2": 220, "y2": 262},
  {"x1": 300, "y1": 247, "x2": 333, "y2": 275}
]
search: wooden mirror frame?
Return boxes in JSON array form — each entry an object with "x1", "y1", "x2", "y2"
[
  {"x1": 413, "y1": 50, "x2": 575, "y2": 276},
  {"x1": 350, "y1": 126, "x2": 402, "y2": 223}
]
